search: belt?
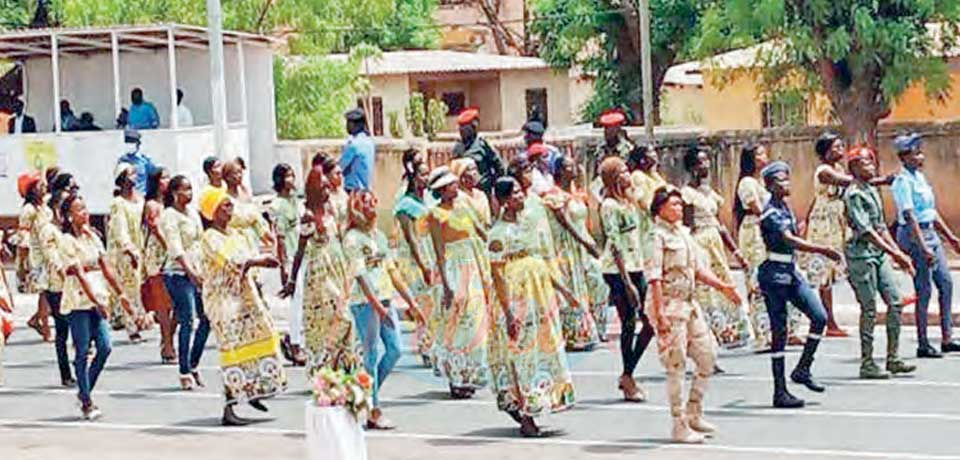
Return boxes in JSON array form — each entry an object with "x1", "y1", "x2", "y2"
[
  {"x1": 766, "y1": 252, "x2": 794, "y2": 263},
  {"x1": 918, "y1": 222, "x2": 934, "y2": 229},
  {"x1": 504, "y1": 250, "x2": 531, "y2": 262}
]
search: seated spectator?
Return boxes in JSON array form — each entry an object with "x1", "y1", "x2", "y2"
[
  {"x1": 127, "y1": 88, "x2": 159, "y2": 130},
  {"x1": 176, "y1": 89, "x2": 194, "y2": 128},
  {"x1": 76, "y1": 112, "x2": 101, "y2": 131},
  {"x1": 60, "y1": 100, "x2": 79, "y2": 131},
  {"x1": 7, "y1": 99, "x2": 36, "y2": 134}
]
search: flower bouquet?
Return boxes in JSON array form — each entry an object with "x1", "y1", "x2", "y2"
[{"x1": 305, "y1": 367, "x2": 373, "y2": 460}]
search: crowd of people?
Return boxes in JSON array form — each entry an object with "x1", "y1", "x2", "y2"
[{"x1": 1, "y1": 105, "x2": 959, "y2": 443}]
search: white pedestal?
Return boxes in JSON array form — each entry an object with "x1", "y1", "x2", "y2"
[{"x1": 304, "y1": 402, "x2": 367, "y2": 460}]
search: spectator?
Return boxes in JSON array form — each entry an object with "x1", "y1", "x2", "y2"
[
  {"x1": 76, "y1": 112, "x2": 101, "y2": 131},
  {"x1": 117, "y1": 128, "x2": 157, "y2": 195},
  {"x1": 176, "y1": 89, "x2": 194, "y2": 128},
  {"x1": 60, "y1": 100, "x2": 79, "y2": 131},
  {"x1": 127, "y1": 88, "x2": 160, "y2": 130},
  {"x1": 339, "y1": 108, "x2": 375, "y2": 193},
  {"x1": 7, "y1": 99, "x2": 37, "y2": 134}
]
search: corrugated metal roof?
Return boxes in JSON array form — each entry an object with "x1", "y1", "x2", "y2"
[
  {"x1": 0, "y1": 23, "x2": 277, "y2": 43},
  {"x1": 663, "y1": 61, "x2": 702, "y2": 87},
  {"x1": 324, "y1": 50, "x2": 553, "y2": 75}
]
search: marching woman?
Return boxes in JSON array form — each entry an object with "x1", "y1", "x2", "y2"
[
  {"x1": 197, "y1": 187, "x2": 288, "y2": 426},
  {"x1": 427, "y1": 166, "x2": 491, "y2": 399},
  {"x1": 598, "y1": 157, "x2": 654, "y2": 402},
  {"x1": 450, "y1": 158, "x2": 492, "y2": 230},
  {"x1": 270, "y1": 163, "x2": 308, "y2": 366},
  {"x1": 487, "y1": 177, "x2": 575, "y2": 437},
  {"x1": 161, "y1": 175, "x2": 211, "y2": 391},
  {"x1": 281, "y1": 162, "x2": 356, "y2": 376},
  {"x1": 224, "y1": 160, "x2": 273, "y2": 253},
  {"x1": 107, "y1": 164, "x2": 151, "y2": 343},
  {"x1": 539, "y1": 151, "x2": 603, "y2": 351},
  {"x1": 60, "y1": 194, "x2": 136, "y2": 420},
  {"x1": 143, "y1": 168, "x2": 177, "y2": 364},
  {"x1": 326, "y1": 158, "x2": 351, "y2": 238},
  {"x1": 734, "y1": 144, "x2": 802, "y2": 350},
  {"x1": 17, "y1": 172, "x2": 52, "y2": 341},
  {"x1": 681, "y1": 148, "x2": 752, "y2": 349},
  {"x1": 394, "y1": 150, "x2": 442, "y2": 367}
]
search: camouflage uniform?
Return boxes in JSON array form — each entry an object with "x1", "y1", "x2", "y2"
[
  {"x1": 649, "y1": 219, "x2": 716, "y2": 438},
  {"x1": 453, "y1": 136, "x2": 505, "y2": 195},
  {"x1": 843, "y1": 181, "x2": 914, "y2": 378}
]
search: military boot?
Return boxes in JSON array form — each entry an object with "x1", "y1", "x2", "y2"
[
  {"x1": 772, "y1": 357, "x2": 804, "y2": 408},
  {"x1": 859, "y1": 360, "x2": 890, "y2": 380},
  {"x1": 885, "y1": 309, "x2": 916, "y2": 375},
  {"x1": 790, "y1": 336, "x2": 825, "y2": 392},
  {"x1": 686, "y1": 401, "x2": 716, "y2": 435}
]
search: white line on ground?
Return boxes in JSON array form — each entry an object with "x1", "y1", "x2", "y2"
[{"x1": 0, "y1": 418, "x2": 957, "y2": 460}]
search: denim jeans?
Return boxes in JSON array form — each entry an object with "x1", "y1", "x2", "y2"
[
  {"x1": 351, "y1": 301, "x2": 402, "y2": 407},
  {"x1": 163, "y1": 274, "x2": 210, "y2": 376},
  {"x1": 42, "y1": 291, "x2": 73, "y2": 382},
  {"x1": 897, "y1": 225, "x2": 954, "y2": 344},
  {"x1": 67, "y1": 309, "x2": 112, "y2": 405}
]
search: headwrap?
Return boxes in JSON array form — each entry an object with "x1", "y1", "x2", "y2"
[
  {"x1": 894, "y1": 133, "x2": 922, "y2": 154},
  {"x1": 199, "y1": 186, "x2": 230, "y2": 221},
  {"x1": 17, "y1": 171, "x2": 41, "y2": 198},
  {"x1": 114, "y1": 163, "x2": 133, "y2": 182},
  {"x1": 348, "y1": 191, "x2": 378, "y2": 229},
  {"x1": 845, "y1": 146, "x2": 875, "y2": 164},
  {"x1": 598, "y1": 156, "x2": 625, "y2": 187},
  {"x1": 428, "y1": 166, "x2": 458, "y2": 191},
  {"x1": 449, "y1": 158, "x2": 476, "y2": 178},
  {"x1": 760, "y1": 160, "x2": 791, "y2": 182}
]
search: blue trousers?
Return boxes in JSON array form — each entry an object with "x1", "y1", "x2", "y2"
[
  {"x1": 163, "y1": 274, "x2": 210, "y2": 376},
  {"x1": 351, "y1": 301, "x2": 402, "y2": 407},
  {"x1": 67, "y1": 310, "x2": 112, "y2": 405},
  {"x1": 759, "y1": 263, "x2": 827, "y2": 356},
  {"x1": 42, "y1": 291, "x2": 73, "y2": 382},
  {"x1": 897, "y1": 225, "x2": 953, "y2": 344}
]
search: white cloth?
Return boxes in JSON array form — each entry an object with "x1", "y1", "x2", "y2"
[
  {"x1": 13, "y1": 115, "x2": 24, "y2": 134},
  {"x1": 177, "y1": 104, "x2": 194, "y2": 128},
  {"x1": 305, "y1": 404, "x2": 367, "y2": 460}
]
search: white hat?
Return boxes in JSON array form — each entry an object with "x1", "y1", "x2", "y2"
[{"x1": 428, "y1": 166, "x2": 458, "y2": 191}]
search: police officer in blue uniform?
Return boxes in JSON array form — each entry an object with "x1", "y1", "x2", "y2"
[{"x1": 758, "y1": 161, "x2": 844, "y2": 408}]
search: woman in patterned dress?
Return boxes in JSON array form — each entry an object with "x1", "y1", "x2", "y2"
[
  {"x1": 487, "y1": 177, "x2": 575, "y2": 437},
  {"x1": 681, "y1": 148, "x2": 752, "y2": 349},
  {"x1": 197, "y1": 187, "x2": 288, "y2": 426},
  {"x1": 107, "y1": 164, "x2": 151, "y2": 343},
  {"x1": 270, "y1": 163, "x2": 308, "y2": 367},
  {"x1": 542, "y1": 154, "x2": 603, "y2": 351},
  {"x1": 427, "y1": 166, "x2": 491, "y2": 399},
  {"x1": 394, "y1": 150, "x2": 441, "y2": 366},
  {"x1": 734, "y1": 144, "x2": 803, "y2": 350},
  {"x1": 17, "y1": 172, "x2": 52, "y2": 341},
  {"x1": 143, "y1": 167, "x2": 177, "y2": 363},
  {"x1": 281, "y1": 160, "x2": 357, "y2": 377},
  {"x1": 223, "y1": 160, "x2": 274, "y2": 253},
  {"x1": 450, "y1": 158, "x2": 492, "y2": 230}
]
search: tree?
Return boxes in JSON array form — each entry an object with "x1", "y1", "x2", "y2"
[
  {"x1": 531, "y1": 0, "x2": 706, "y2": 124},
  {"x1": 696, "y1": 1, "x2": 960, "y2": 146}
]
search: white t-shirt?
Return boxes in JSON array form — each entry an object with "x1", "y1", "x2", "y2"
[{"x1": 177, "y1": 104, "x2": 194, "y2": 128}]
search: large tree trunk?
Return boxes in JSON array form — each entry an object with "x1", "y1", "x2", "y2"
[{"x1": 817, "y1": 57, "x2": 887, "y2": 148}]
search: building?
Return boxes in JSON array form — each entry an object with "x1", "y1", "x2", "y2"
[
  {"x1": 327, "y1": 50, "x2": 590, "y2": 135},
  {"x1": 0, "y1": 24, "x2": 278, "y2": 216},
  {"x1": 434, "y1": 0, "x2": 527, "y2": 55},
  {"x1": 660, "y1": 61, "x2": 704, "y2": 127}
]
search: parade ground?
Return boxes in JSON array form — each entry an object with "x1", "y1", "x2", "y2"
[{"x1": 3, "y1": 273, "x2": 960, "y2": 460}]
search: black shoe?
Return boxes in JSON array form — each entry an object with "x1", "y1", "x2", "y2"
[
  {"x1": 222, "y1": 406, "x2": 250, "y2": 426},
  {"x1": 790, "y1": 368, "x2": 825, "y2": 393},
  {"x1": 249, "y1": 399, "x2": 269, "y2": 413},
  {"x1": 773, "y1": 389, "x2": 805, "y2": 409},
  {"x1": 917, "y1": 344, "x2": 943, "y2": 359},
  {"x1": 941, "y1": 341, "x2": 960, "y2": 353},
  {"x1": 61, "y1": 377, "x2": 77, "y2": 388}
]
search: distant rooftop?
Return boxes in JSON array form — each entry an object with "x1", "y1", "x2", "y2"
[{"x1": 324, "y1": 50, "x2": 553, "y2": 76}]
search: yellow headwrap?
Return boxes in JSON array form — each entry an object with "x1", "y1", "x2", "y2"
[
  {"x1": 449, "y1": 158, "x2": 475, "y2": 178},
  {"x1": 199, "y1": 186, "x2": 230, "y2": 221}
]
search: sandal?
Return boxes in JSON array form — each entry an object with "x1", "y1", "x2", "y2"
[
  {"x1": 179, "y1": 375, "x2": 195, "y2": 391},
  {"x1": 366, "y1": 411, "x2": 396, "y2": 430},
  {"x1": 618, "y1": 376, "x2": 645, "y2": 402},
  {"x1": 27, "y1": 317, "x2": 51, "y2": 342},
  {"x1": 191, "y1": 371, "x2": 205, "y2": 388}
]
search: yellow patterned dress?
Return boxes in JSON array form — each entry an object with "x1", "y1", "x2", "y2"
[
  {"x1": 631, "y1": 169, "x2": 667, "y2": 260},
  {"x1": 542, "y1": 189, "x2": 602, "y2": 351},
  {"x1": 799, "y1": 163, "x2": 847, "y2": 288},
  {"x1": 487, "y1": 219, "x2": 575, "y2": 417},
  {"x1": 681, "y1": 185, "x2": 752, "y2": 349},
  {"x1": 429, "y1": 201, "x2": 491, "y2": 390},
  {"x1": 229, "y1": 199, "x2": 272, "y2": 253},
  {"x1": 17, "y1": 202, "x2": 53, "y2": 294},
  {"x1": 393, "y1": 194, "x2": 441, "y2": 363},
  {"x1": 107, "y1": 195, "x2": 148, "y2": 333},
  {"x1": 200, "y1": 227, "x2": 288, "y2": 404},
  {"x1": 301, "y1": 212, "x2": 358, "y2": 376}
]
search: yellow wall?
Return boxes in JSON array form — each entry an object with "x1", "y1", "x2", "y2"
[{"x1": 661, "y1": 84, "x2": 705, "y2": 126}]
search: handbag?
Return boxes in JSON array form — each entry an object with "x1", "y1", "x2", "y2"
[{"x1": 1, "y1": 310, "x2": 13, "y2": 340}]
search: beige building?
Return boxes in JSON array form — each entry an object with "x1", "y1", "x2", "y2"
[
  {"x1": 661, "y1": 61, "x2": 704, "y2": 127},
  {"x1": 330, "y1": 50, "x2": 590, "y2": 135},
  {"x1": 434, "y1": 0, "x2": 528, "y2": 54}
]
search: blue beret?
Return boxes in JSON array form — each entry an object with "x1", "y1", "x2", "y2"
[
  {"x1": 344, "y1": 108, "x2": 365, "y2": 121},
  {"x1": 523, "y1": 121, "x2": 545, "y2": 135},
  {"x1": 894, "y1": 133, "x2": 921, "y2": 153},
  {"x1": 761, "y1": 160, "x2": 790, "y2": 181}
]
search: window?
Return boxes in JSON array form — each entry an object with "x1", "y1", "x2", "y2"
[
  {"x1": 761, "y1": 96, "x2": 807, "y2": 128},
  {"x1": 525, "y1": 88, "x2": 548, "y2": 126},
  {"x1": 372, "y1": 97, "x2": 383, "y2": 136},
  {"x1": 441, "y1": 92, "x2": 466, "y2": 116}
]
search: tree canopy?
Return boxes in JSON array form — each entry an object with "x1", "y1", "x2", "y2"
[
  {"x1": 696, "y1": 0, "x2": 960, "y2": 144},
  {"x1": 531, "y1": 0, "x2": 705, "y2": 124}
]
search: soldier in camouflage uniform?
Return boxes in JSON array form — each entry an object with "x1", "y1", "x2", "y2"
[
  {"x1": 589, "y1": 111, "x2": 636, "y2": 202},
  {"x1": 648, "y1": 186, "x2": 741, "y2": 444},
  {"x1": 843, "y1": 147, "x2": 917, "y2": 379},
  {"x1": 453, "y1": 108, "x2": 506, "y2": 196}
]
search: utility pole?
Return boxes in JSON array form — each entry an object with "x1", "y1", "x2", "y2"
[
  {"x1": 207, "y1": 0, "x2": 228, "y2": 158},
  {"x1": 638, "y1": 0, "x2": 654, "y2": 143}
]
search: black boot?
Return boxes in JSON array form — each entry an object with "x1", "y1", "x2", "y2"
[
  {"x1": 790, "y1": 337, "x2": 825, "y2": 393},
  {"x1": 249, "y1": 399, "x2": 269, "y2": 412},
  {"x1": 222, "y1": 404, "x2": 250, "y2": 426},
  {"x1": 772, "y1": 357, "x2": 804, "y2": 409}
]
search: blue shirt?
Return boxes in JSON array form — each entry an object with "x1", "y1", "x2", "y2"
[
  {"x1": 760, "y1": 198, "x2": 798, "y2": 257},
  {"x1": 892, "y1": 168, "x2": 938, "y2": 225},
  {"x1": 118, "y1": 148, "x2": 157, "y2": 195},
  {"x1": 340, "y1": 133, "x2": 375, "y2": 192},
  {"x1": 128, "y1": 102, "x2": 160, "y2": 130}
]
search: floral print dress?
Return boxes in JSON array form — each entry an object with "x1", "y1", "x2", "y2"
[
  {"x1": 17, "y1": 202, "x2": 53, "y2": 294},
  {"x1": 393, "y1": 194, "x2": 442, "y2": 362},
  {"x1": 200, "y1": 228, "x2": 288, "y2": 404},
  {"x1": 681, "y1": 184, "x2": 752, "y2": 349},
  {"x1": 107, "y1": 195, "x2": 148, "y2": 333},
  {"x1": 487, "y1": 218, "x2": 575, "y2": 418},
  {"x1": 799, "y1": 163, "x2": 848, "y2": 287}
]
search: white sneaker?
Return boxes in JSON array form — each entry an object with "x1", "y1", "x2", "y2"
[
  {"x1": 82, "y1": 404, "x2": 102, "y2": 421},
  {"x1": 672, "y1": 417, "x2": 705, "y2": 444}
]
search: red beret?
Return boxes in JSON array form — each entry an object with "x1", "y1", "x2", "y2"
[
  {"x1": 845, "y1": 146, "x2": 875, "y2": 164},
  {"x1": 17, "y1": 171, "x2": 41, "y2": 198},
  {"x1": 457, "y1": 108, "x2": 480, "y2": 126},
  {"x1": 598, "y1": 111, "x2": 626, "y2": 127},
  {"x1": 527, "y1": 142, "x2": 549, "y2": 159}
]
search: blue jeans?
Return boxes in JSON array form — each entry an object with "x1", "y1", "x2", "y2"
[
  {"x1": 163, "y1": 274, "x2": 210, "y2": 376},
  {"x1": 42, "y1": 291, "x2": 73, "y2": 382},
  {"x1": 351, "y1": 301, "x2": 402, "y2": 407},
  {"x1": 67, "y1": 310, "x2": 112, "y2": 405},
  {"x1": 759, "y1": 263, "x2": 827, "y2": 356},
  {"x1": 897, "y1": 225, "x2": 954, "y2": 344}
]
